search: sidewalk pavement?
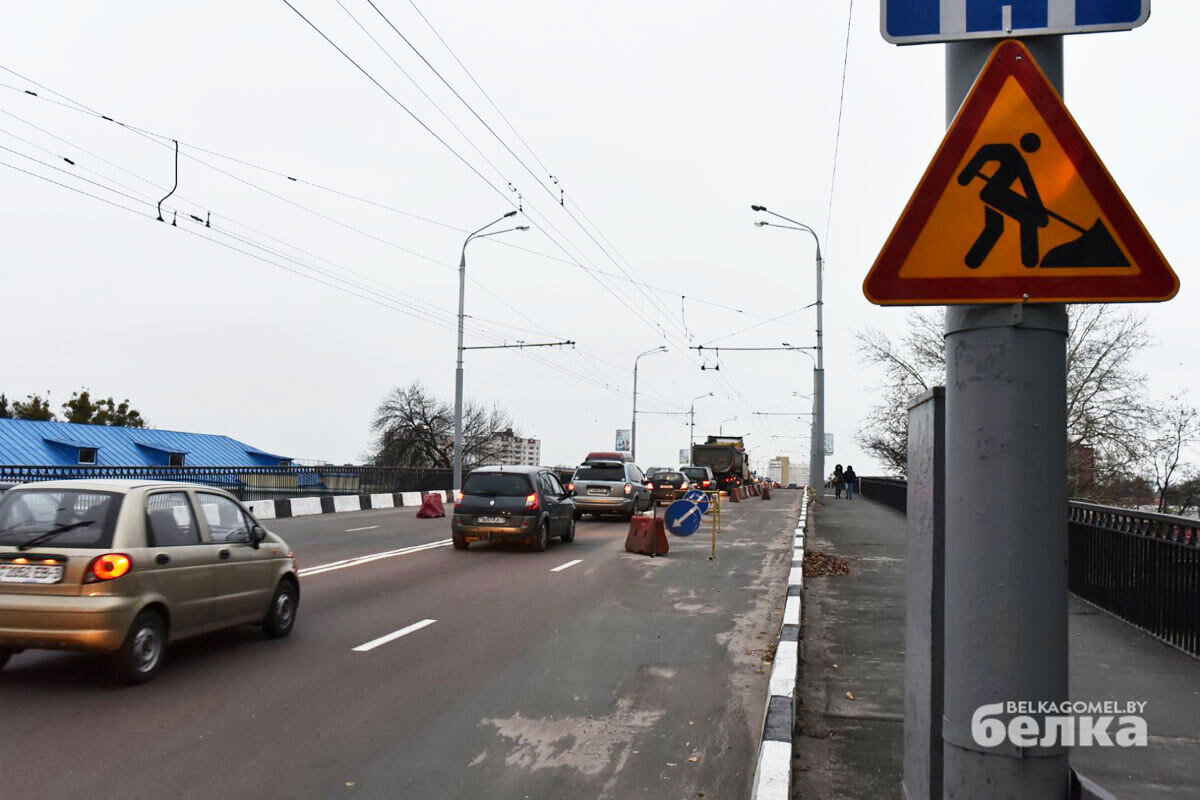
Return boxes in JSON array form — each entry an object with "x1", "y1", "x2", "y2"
[{"x1": 793, "y1": 496, "x2": 1200, "y2": 800}]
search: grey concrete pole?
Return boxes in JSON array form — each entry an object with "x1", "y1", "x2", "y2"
[
  {"x1": 813, "y1": 246, "x2": 825, "y2": 497},
  {"x1": 453, "y1": 246, "x2": 467, "y2": 493},
  {"x1": 631, "y1": 361, "x2": 639, "y2": 463},
  {"x1": 942, "y1": 37, "x2": 1069, "y2": 799}
]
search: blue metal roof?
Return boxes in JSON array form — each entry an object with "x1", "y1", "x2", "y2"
[{"x1": 0, "y1": 419, "x2": 291, "y2": 467}]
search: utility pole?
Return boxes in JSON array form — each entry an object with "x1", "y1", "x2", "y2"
[
  {"x1": 749, "y1": 211, "x2": 826, "y2": 498},
  {"x1": 453, "y1": 212, "x2": 526, "y2": 492},
  {"x1": 942, "y1": 37, "x2": 1068, "y2": 798},
  {"x1": 688, "y1": 392, "x2": 713, "y2": 464},
  {"x1": 631, "y1": 346, "x2": 667, "y2": 462}
]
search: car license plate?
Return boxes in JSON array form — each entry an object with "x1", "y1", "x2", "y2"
[
  {"x1": 477, "y1": 516, "x2": 506, "y2": 524},
  {"x1": 587, "y1": 487, "x2": 608, "y2": 495},
  {"x1": 0, "y1": 563, "x2": 64, "y2": 584}
]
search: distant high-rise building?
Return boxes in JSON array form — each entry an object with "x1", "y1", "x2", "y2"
[
  {"x1": 491, "y1": 428, "x2": 541, "y2": 466},
  {"x1": 767, "y1": 456, "x2": 791, "y2": 485}
]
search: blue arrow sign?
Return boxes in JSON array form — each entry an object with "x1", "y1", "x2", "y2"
[
  {"x1": 683, "y1": 490, "x2": 710, "y2": 514},
  {"x1": 664, "y1": 500, "x2": 703, "y2": 537},
  {"x1": 882, "y1": 0, "x2": 1149, "y2": 45}
]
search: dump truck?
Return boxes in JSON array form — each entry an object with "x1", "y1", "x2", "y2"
[{"x1": 691, "y1": 436, "x2": 749, "y2": 492}]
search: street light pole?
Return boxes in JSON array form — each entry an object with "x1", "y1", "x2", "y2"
[
  {"x1": 453, "y1": 211, "x2": 527, "y2": 492},
  {"x1": 719, "y1": 416, "x2": 737, "y2": 435},
  {"x1": 688, "y1": 392, "x2": 714, "y2": 464},
  {"x1": 631, "y1": 346, "x2": 667, "y2": 463},
  {"x1": 751, "y1": 208, "x2": 825, "y2": 496}
]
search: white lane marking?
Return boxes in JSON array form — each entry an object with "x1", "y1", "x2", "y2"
[
  {"x1": 550, "y1": 559, "x2": 582, "y2": 573},
  {"x1": 345, "y1": 525, "x2": 380, "y2": 532},
  {"x1": 298, "y1": 539, "x2": 451, "y2": 577},
  {"x1": 353, "y1": 619, "x2": 437, "y2": 652}
]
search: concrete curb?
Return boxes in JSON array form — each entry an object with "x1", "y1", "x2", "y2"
[
  {"x1": 751, "y1": 493, "x2": 809, "y2": 800},
  {"x1": 244, "y1": 490, "x2": 450, "y2": 521}
]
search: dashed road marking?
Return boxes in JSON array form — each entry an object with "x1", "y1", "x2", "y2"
[
  {"x1": 550, "y1": 559, "x2": 583, "y2": 573},
  {"x1": 298, "y1": 539, "x2": 451, "y2": 577},
  {"x1": 353, "y1": 619, "x2": 437, "y2": 652},
  {"x1": 345, "y1": 525, "x2": 380, "y2": 532}
]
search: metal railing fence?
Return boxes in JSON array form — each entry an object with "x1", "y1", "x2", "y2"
[
  {"x1": 0, "y1": 464, "x2": 453, "y2": 502},
  {"x1": 849, "y1": 478, "x2": 1199, "y2": 658},
  {"x1": 858, "y1": 477, "x2": 907, "y2": 512},
  {"x1": 1069, "y1": 502, "x2": 1199, "y2": 658}
]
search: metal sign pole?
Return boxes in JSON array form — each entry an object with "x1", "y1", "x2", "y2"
[{"x1": 941, "y1": 37, "x2": 1069, "y2": 799}]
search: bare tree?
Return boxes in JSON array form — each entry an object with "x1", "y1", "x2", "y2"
[
  {"x1": 854, "y1": 306, "x2": 1153, "y2": 493},
  {"x1": 369, "y1": 381, "x2": 517, "y2": 469},
  {"x1": 854, "y1": 310, "x2": 945, "y2": 475},
  {"x1": 1143, "y1": 399, "x2": 1199, "y2": 513}
]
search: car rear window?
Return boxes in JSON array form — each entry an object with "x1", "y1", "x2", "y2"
[
  {"x1": 655, "y1": 472, "x2": 687, "y2": 483},
  {"x1": 462, "y1": 472, "x2": 533, "y2": 497},
  {"x1": 681, "y1": 468, "x2": 708, "y2": 481},
  {"x1": 574, "y1": 466, "x2": 625, "y2": 481},
  {"x1": 0, "y1": 488, "x2": 122, "y2": 549}
]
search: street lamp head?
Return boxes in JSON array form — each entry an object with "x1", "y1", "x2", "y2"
[
  {"x1": 503, "y1": 210, "x2": 518, "y2": 218},
  {"x1": 754, "y1": 221, "x2": 769, "y2": 227},
  {"x1": 516, "y1": 225, "x2": 530, "y2": 231},
  {"x1": 750, "y1": 204, "x2": 767, "y2": 212}
]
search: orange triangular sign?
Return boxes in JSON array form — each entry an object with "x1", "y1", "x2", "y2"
[{"x1": 864, "y1": 39, "x2": 1177, "y2": 305}]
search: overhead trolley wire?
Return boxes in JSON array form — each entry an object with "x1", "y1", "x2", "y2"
[{"x1": 0, "y1": 73, "x2": 797, "y2": 329}]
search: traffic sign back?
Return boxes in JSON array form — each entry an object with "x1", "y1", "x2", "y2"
[
  {"x1": 882, "y1": 1, "x2": 1150, "y2": 45},
  {"x1": 863, "y1": 39, "x2": 1177, "y2": 305}
]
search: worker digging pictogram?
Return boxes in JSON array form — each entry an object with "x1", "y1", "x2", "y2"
[{"x1": 958, "y1": 132, "x2": 1129, "y2": 270}]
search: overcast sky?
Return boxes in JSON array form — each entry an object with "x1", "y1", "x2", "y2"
[{"x1": 1, "y1": 2, "x2": 1195, "y2": 476}]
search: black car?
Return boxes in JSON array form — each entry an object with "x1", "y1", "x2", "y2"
[
  {"x1": 451, "y1": 465, "x2": 575, "y2": 551},
  {"x1": 648, "y1": 470, "x2": 690, "y2": 504}
]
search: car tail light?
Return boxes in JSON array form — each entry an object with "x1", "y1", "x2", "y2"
[
  {"x1": 567, "y1": 482, "x2": 575, "y2": 492},
  {"x1": 525, "y1": 493, "x2": 539, "y2": 510},
  {"x1": 623, "y1": 483, "x2": 632, "y2": 495},
  {"x1": 681, "y1": 482, "x2": 689, "y2": 490},
  {"x1": 703, "y1": 480, "x2": 712, "y2": 487},
  {"x1": 646, "y1": 481, "x2": 654, "y2": 489},
  {"x1": 84, "y1": 553, "x2": 132, "y2": 583},
  {"x1": 454, "y1": 490, "x2": 464, "y2": 509}
]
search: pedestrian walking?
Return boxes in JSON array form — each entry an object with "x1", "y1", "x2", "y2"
[
  {"x1": 843, "y1": 465, "x2": 857, "y2": 500},
  {"x1": 832, "y1": 464, "x2": 844, "y2": 499}
]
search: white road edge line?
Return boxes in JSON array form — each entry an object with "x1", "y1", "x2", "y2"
[
  {"x1": 298, "y1": 539, "x2": 452, "y2": 577},
  {"x1": 352, "y1": 619, "x2": 437, "y2": 653},
  {"x1": 345, "y1": 525, "x2": 380, "y2": 532},
  {"x1": 550, "y1": 559, "x2": 583, "y2": 573}
]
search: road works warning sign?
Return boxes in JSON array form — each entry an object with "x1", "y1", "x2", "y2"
[{"x1": 863, "y1": 39, "x2": 1177, "y2": 305}]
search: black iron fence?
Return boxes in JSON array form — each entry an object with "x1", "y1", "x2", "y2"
[
  {"x1": 858, "y1": 477, "x2": 907, "y2": 512},
  {"x1": 849, "y1": 478, "x2": 1200, "y2": 658},
  {"x1": 1069, "y1": 502, "x2": 1199, "y2": 658},
  {"x1": 0, "y1": 464, "x2": 453, "y2": 502}
]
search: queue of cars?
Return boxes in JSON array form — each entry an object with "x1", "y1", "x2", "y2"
[{"x1": 0, "y1": 456, "x2": 730, "y2": 682}]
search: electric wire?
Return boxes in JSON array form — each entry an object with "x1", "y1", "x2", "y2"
[{"x1": 823, "y1": 0, "x2": 855, "y2": 254}]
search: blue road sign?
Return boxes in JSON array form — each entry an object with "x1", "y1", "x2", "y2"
[
  {"x1": 882, "y1": 0, "x2": 1149, "y2": 45},
  {"x1": 664, "y1": 500, "x2": 703, "y2": 537},
  {"x1": 683, "y1": 490, "x2": 711, "y2": 514}
]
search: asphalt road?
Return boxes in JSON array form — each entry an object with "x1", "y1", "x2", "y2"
[{"x1": 0, "y1": 492, "x2": 799, "y2": 800}]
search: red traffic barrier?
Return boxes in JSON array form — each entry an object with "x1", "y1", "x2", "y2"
[
  {"x1": 761, "y1": 485, "x2": 772, "y2": 500},
  {"x1": 728, "y1": 486, "x2": 740, "y2": 502},
  {"x1": 416, "y1": 492, "x2": 445, "y2": 518},
  {"x1": 625, "y1": 515, "x2": 669, "y2": 556}
]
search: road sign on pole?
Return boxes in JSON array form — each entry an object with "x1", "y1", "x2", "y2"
[
  {"x1": 664, "y1": 500, "x2": 703, "y2": 537},
  {"x1": 882, "y1": 0, "x2": 1150, "y2": 45},
  {"x1": 863, "y1": 39, "x2": 1177, "y2": 305}
]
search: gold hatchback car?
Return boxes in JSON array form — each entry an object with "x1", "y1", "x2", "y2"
[{"x1": 0, "y1": 480, "x2": 299, "y2": 683}]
